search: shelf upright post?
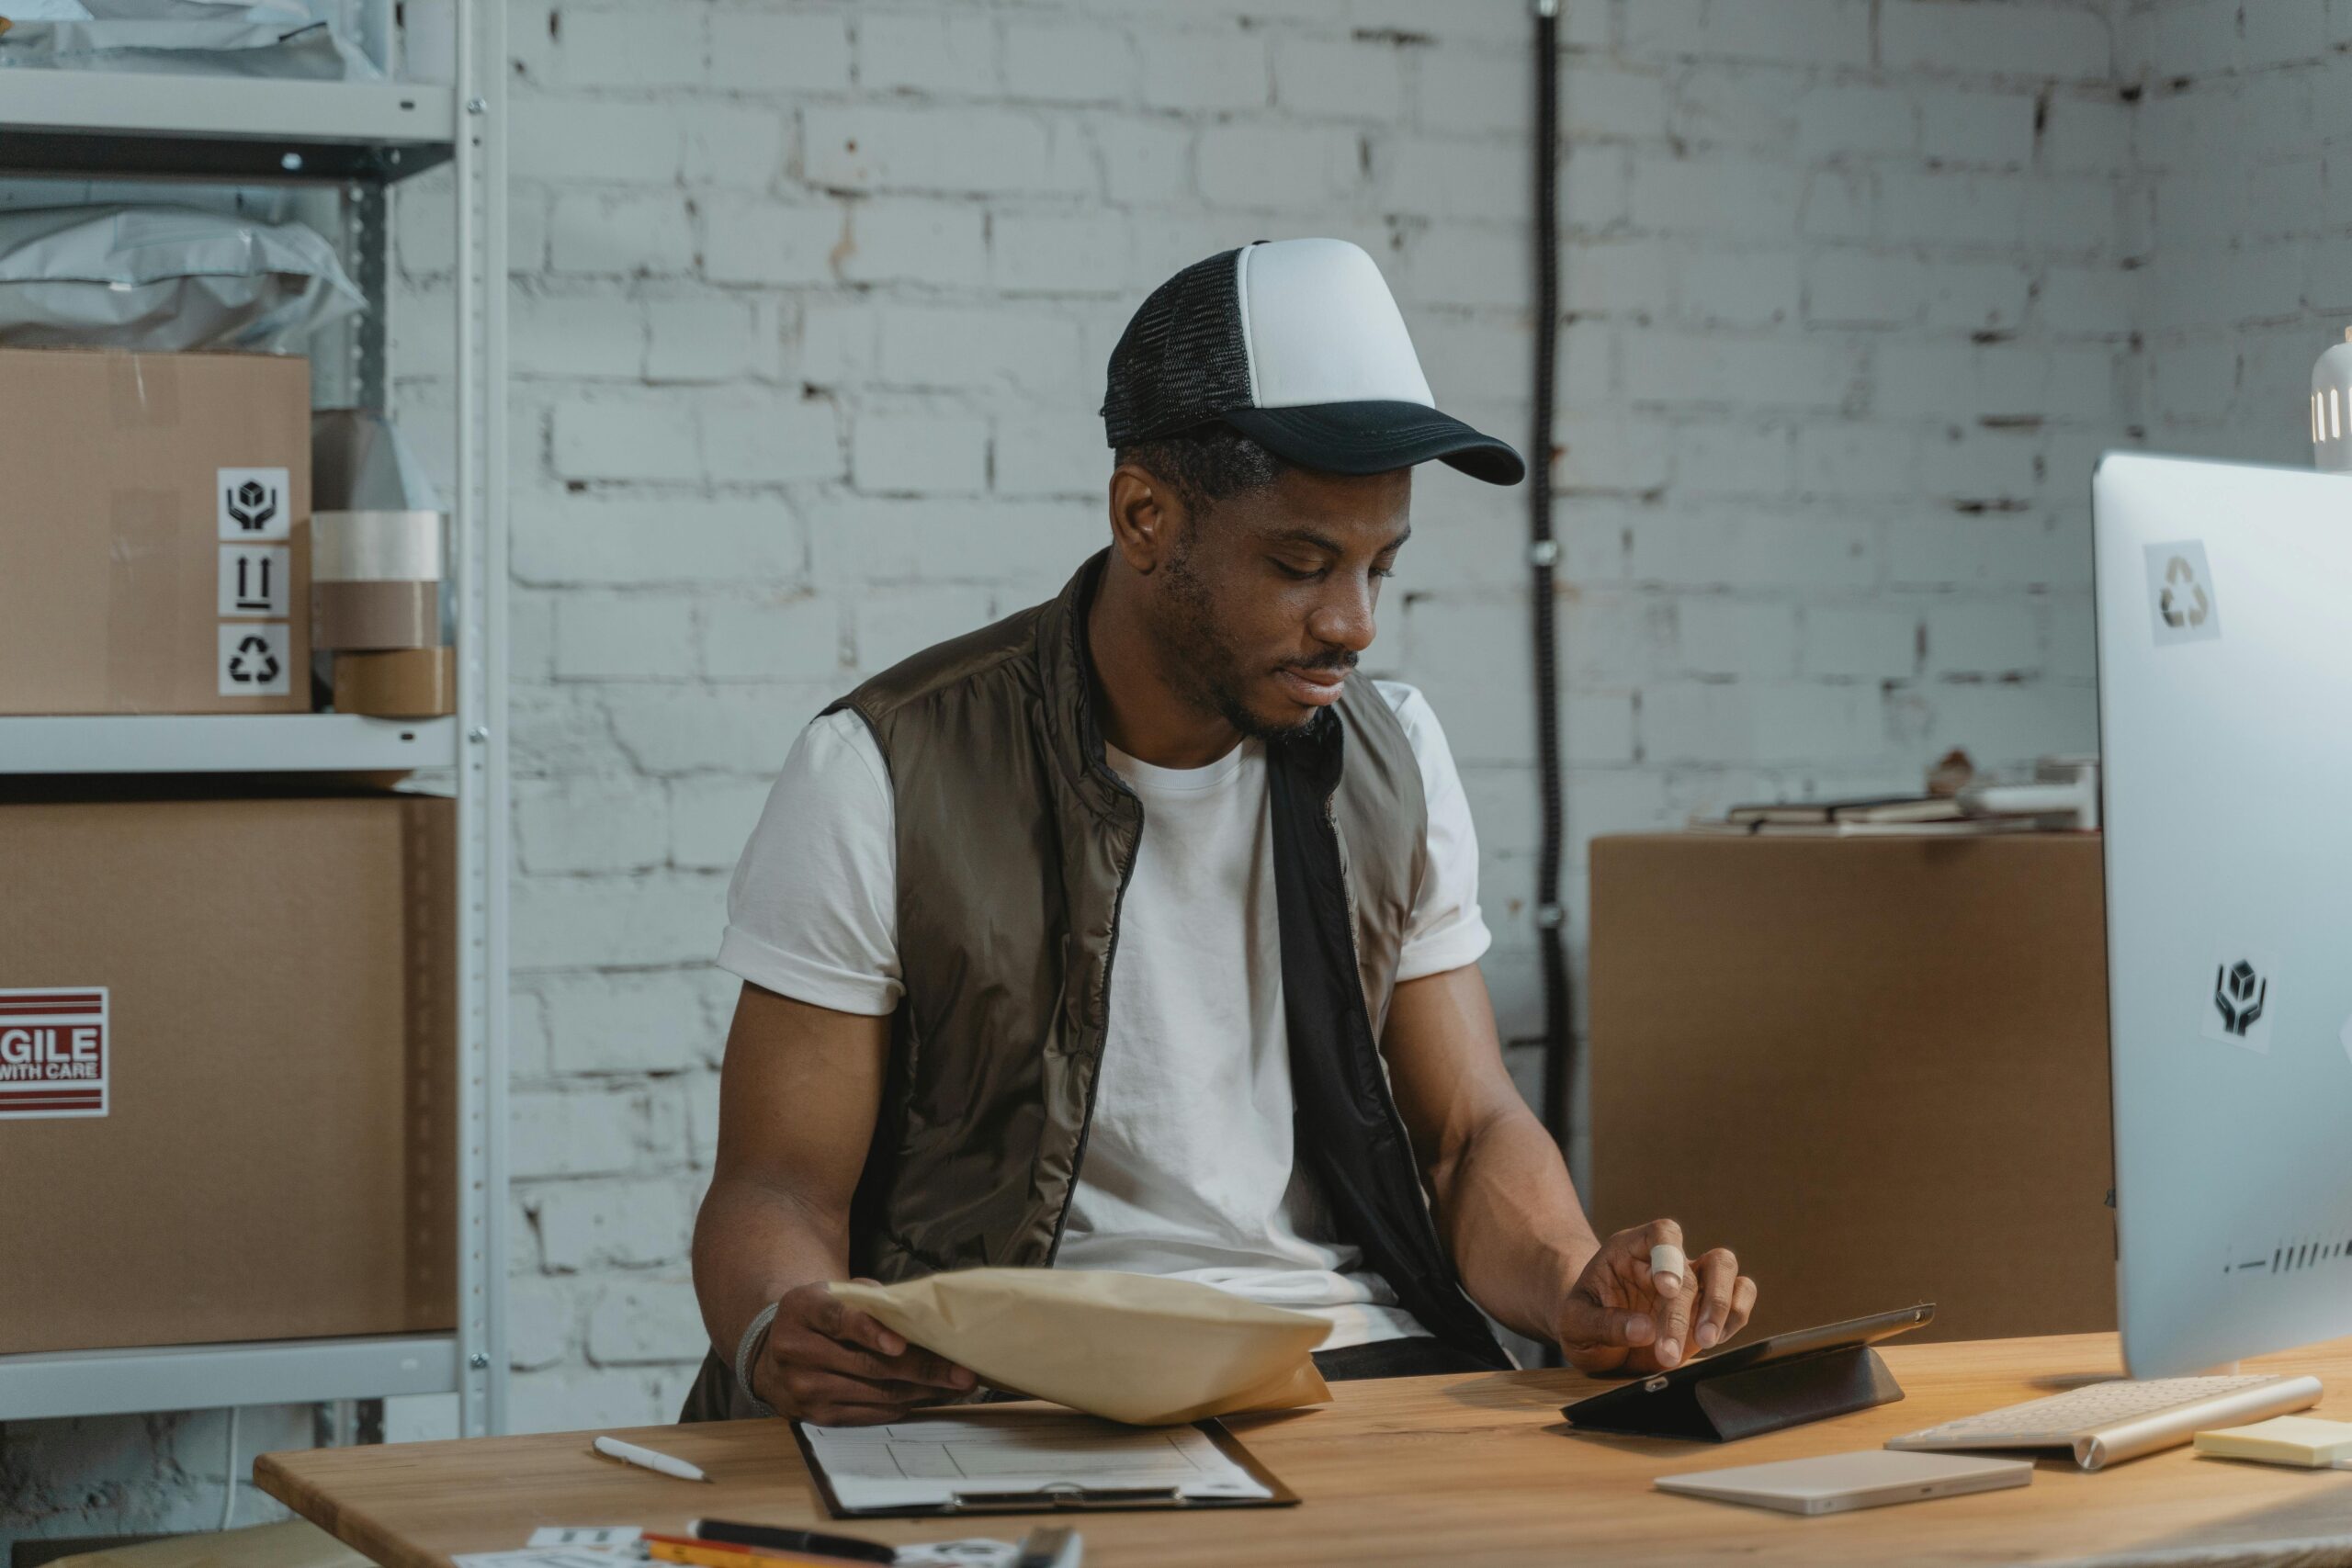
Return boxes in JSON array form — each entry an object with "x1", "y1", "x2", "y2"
[{"x1": 451, "y1": 0, "x2": 511, "y2": 1438}]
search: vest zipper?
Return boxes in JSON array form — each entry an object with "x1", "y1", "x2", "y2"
[
  {"x1": 1042, "y1": 783, "x2": 1143, "y2": 1266},
  {"x1": 1320, "y1": 782, "x2": 1504, "y2": 1360}
]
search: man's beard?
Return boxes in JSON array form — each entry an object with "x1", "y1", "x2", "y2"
[{"x1": 1159, "y1": 545, "x2": 1351, "y2": 743}]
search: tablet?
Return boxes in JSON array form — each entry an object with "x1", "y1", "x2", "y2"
[
  {"x1": 1656, "y1": 1449, "x2": 2031, "y2": 1516},
  {"x1": 1561, "y1": 1303, "x2": 1936, "y2": 1438}
]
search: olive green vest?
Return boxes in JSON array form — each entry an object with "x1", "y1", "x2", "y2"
[{"x1": 684, "y1": 555, "x2": 1504, "y2": 1418}]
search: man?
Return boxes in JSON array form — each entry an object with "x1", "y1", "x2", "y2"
[{"x1": 685, "y1": 239, "x2": 1755, "y2": 1425}]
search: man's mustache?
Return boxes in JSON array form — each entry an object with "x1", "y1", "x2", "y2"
[{"x1": 1284, "y1": 651, "x2": 1360, "y2": 674}]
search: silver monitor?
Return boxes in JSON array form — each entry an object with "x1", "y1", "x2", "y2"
[{"x1": 2096, "y1": 451, "x2": 2352, "y2": 1377}]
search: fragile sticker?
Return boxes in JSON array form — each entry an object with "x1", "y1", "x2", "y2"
[
  {"x1": 0, "y1": 988, "x2": 108, "y2": 1119},
  {"x1": 219, "y1": 622, "x2": 291, "y2": 696},
  {"x1": 218, "y1": 467, "x2": 291, "y2": 541},
  {"x1": 2146, "y1": 540, "x2": 2221, "y2": 647},
  {"x1": 219, "y1": 545, "x2": 290, "y2": 618},
  {"x1": 2204, "y1": 951, "x2": 2279, "y2": 1054}
]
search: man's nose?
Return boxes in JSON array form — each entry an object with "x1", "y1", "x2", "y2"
[{"x1": 1306, "y1": 579, "x2": 1378, "y2": 653}]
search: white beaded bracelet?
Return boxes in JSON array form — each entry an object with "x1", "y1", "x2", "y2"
[{"x1": 734, "y1": 1301, "x2": 782, "y2": 1417}]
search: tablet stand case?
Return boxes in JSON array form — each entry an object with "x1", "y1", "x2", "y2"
[{"x1": 1561, "y1": 1344, "x2": 1905, "y2": 1442}]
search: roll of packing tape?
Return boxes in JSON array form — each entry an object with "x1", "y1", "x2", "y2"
[
  {"x1": 314, "y1": 510, "x2": 445, "y2": 582},
  {"x1": 313, "y1": 579, "x2": 438, "y2": 650},
  {"x1": 334, "y1": 647, "x2": 455, "y2": 717}
]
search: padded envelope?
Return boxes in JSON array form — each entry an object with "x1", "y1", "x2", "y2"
[{"x1": 830, "y1": 1268, "x2": 1334, "y2": 1427}]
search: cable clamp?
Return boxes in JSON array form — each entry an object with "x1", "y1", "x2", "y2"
[
  {"x1": 1534, "y1": 903, "x2": 1566, "y2": 930},
  {"x1": 1528, "y1": 538, "x2": 1561, "y2": 569}
]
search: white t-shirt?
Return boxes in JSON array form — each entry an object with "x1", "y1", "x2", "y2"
[{"x1": 718, "y1": 680, "x2": 1492, "y2": 1350}]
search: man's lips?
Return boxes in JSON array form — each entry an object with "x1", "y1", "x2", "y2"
[{"x1": 1274, "y1": 666, "x2": 1348, "y2": 706}]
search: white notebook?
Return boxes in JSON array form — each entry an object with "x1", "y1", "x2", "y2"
[{"x1": 1657, "y1": 1449, "x2": 2033, "y2": 1516}]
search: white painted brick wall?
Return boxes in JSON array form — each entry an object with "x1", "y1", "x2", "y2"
[
  {"x1": 2123, "y1": 0, "x2": 2351, "y2": 472},
  {"x1": 27, "y1": 0, "x2": 2352, "y2": 1545}
]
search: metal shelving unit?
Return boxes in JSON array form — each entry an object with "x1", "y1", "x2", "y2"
[
  {"x1": 0, "y1": 1, "x2": 509, "y2": 1436},
  {"x1": 0, "y1": 715, "x2": 459, "y2": 774}
]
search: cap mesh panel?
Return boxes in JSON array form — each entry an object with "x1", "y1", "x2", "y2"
[{"x1": 1100, "y1": 247, "x2": 1254, "y2": 446}]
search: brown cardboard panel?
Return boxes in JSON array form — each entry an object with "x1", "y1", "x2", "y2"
[
  {"x1": 0, "y1": 347, "x2": 312, "y2": 715},
  {"x1": 1589, "y1": 833, "x2": 2114, "y2": 1346},
  {"x1": 0, "y1": 795, "x2": 456, "y2": 1352},
  {"x1": 334, "y1": 648, "x2": 456, "y2": 717}
]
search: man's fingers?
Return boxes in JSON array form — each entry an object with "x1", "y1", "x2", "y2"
[
  {"x1": 1725, "y1": 1274, "x2": 1759, "y2": 1337},
  {"x1": 1558, "y1": 1294, "x2": 1656, "y2": 1351},
  {"x1": 1690, "y1": 1248, "x2": 1739, "y2": 1351},
  {"x1": 799, "y1": 1335, "x2": 973, "y2": 1391},
  {"x1": 774, "y1": 1322, "x2": 975, "y2": 1391},
  {"x1": 783, "y1": 1368, "x2": 959, "y2": 1411},
  {"x1": 808, "y1": 1290, "x2": 907, "y2": 1359},
  {"x1": 1616, "y1": 1217, "x2": 1687, "y2": 1297},
  {"x1": 1652, "y1": 1265, "x2": 1696, "y2": 1368}
]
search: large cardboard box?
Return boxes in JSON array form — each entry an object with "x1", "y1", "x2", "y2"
[
  {"x1": 0, "y1": 793, "x2": 456, "y2": 1352},
  {"x1": 1589, "y1": 833, "x2": 2113, "y2": 1345},
  {"x1": 0, "y1": 347, "x2": 311, "y2": 714}
]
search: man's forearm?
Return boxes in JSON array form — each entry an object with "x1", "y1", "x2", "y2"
[
  {"x1": 1433, "y1": 1103, "x2": 1601, "y2": 1345},
  {"x1": 690, "y1": 1173, "x2": 850, "y2": 1371}
]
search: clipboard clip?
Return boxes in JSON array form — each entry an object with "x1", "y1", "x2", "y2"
[{"x1": 947, "y1": 1484, "x2": 1182, "y2": 1512}]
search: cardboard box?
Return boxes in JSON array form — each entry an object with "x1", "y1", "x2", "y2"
[
  {"x1": 0, "y1": 792, "x2": 456, "y2": 1352},
  {"x1": 1589, "y1": 833, "x2": 2113, "y2": 1345},
  {"x1": 0, "y1": 347, "x2": 312, "y2": 715}
]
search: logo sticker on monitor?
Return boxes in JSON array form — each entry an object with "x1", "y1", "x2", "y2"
[
  {"x1": 2146, "y1": 541, "x2": 2221, "y2": 646},
  {"x1": 2204, "y1": 952, "x2": 2278, "y2": 1053}
]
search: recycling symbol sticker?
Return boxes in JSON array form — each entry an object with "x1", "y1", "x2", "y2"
[
  {"x1": 217, "y1": 623, "x2": 290, "y2": 697},
  {"x1": 2158, "y1": 556, "x2": 2208, "y2": 627},
  {"x1": 216, "y1": 467, "x2": 291, "y2": 541},
  {"x1": 2145, "y1": 539, "x2": 2221, "y2": 647}
]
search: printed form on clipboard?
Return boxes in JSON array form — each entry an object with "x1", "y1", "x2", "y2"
[{"x1": 794, "y1": 1410, "x2": 1297, "y2": 1517}]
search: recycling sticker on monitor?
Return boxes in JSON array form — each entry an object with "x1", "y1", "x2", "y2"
[{"x1": 2146, "y1": 540, "x2": 2222, "y2": 647}]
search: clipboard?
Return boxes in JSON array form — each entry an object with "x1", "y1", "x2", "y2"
[{"x1": 791, "y1": 1412, "x2": 1299, "y2": 1518}]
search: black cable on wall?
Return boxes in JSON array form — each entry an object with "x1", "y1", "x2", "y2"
[{"x1": 1529, "y1": 1, "x2": 1576, "y2": 1156}]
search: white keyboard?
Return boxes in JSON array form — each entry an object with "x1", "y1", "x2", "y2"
[{"x1": 1887, "y1": 1373, "x2": 2322, "y2": 1471}]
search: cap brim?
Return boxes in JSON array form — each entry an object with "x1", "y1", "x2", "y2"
[{"x1": 1225, "y1": 400, "x2": 1525, "y2": 486}]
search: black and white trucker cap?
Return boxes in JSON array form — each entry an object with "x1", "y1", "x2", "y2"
[{"x1": 1102, "y1": 238, "x2": 1526, "y2": 486}]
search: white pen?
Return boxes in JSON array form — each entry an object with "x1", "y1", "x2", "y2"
[{"x1": 593, "y1": 1434, "x2": 711, "y2": 1483}]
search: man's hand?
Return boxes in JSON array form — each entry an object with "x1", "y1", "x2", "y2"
[
  {"x1": 751, "y1": 1280, "x2": 978, "y2": 1425},
  {"x1": 1554, "y1": 1219, "x2": 1756, "y2": 1376}
]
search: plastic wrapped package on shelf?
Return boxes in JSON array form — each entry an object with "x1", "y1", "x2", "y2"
[
  {"x1": 0, "y1": 203, "x2": 365, "y2": 352},
  {"x1": 0, "y1": 0, "x2": 383, "y2": 82}
]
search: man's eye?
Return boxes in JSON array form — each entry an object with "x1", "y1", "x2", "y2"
[{"x1": 1272, "y1": 559, "x2": 1322, "y2": 581}]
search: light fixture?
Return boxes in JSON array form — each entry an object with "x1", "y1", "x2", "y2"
[{"x1": 2312, "y1": 328, "x2": 2352, "y2": 471}]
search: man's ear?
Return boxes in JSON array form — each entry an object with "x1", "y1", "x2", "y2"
[{"x1": 1108, "y1": 462, "x2": 1182, "y2": 574}]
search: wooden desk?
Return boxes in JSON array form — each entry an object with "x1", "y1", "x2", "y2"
[{"x1": 258, "y1": 1333, "x2": 2352, "y2": 1568}]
